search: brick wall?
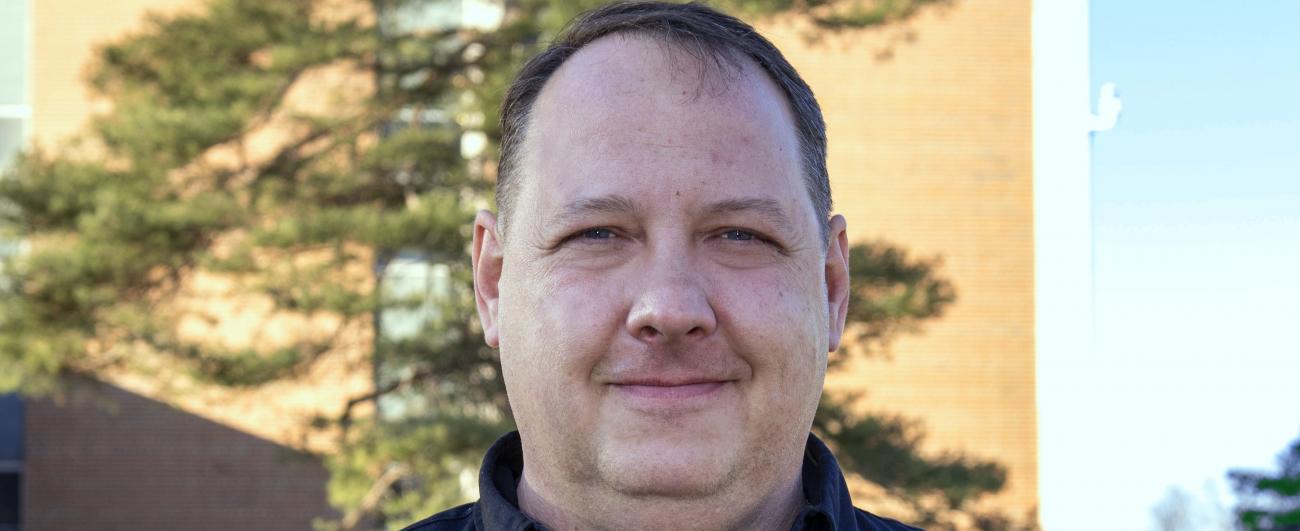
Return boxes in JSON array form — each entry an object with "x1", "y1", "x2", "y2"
[
  {"x1": 29, "y1": 0, "x2": 195, "y2": 149},
  {"x1": 23, "y1": 378, "x2": 335, "y2": 531}
]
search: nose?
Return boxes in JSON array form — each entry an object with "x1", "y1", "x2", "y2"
[{"x1": 624, "y1": 254, "x2": 717, "y2": 344}]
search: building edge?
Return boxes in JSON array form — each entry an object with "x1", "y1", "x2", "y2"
[{"x1": 1032, "y1": 0, "x2": 1095, "y2": 530}]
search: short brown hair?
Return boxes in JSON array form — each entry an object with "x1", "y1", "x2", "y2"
[{"x1": 497, "y1": 1, "x2": 830, "y2": 240}]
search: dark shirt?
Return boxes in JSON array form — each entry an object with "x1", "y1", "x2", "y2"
[{"x1": 402, "y1": 431, "x2": 920, "y2": 531}]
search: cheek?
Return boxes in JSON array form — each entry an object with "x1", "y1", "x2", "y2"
[
  {"x1": 713, "y1": 266, "x2": 828, "y2": 397},
  {"x1": 497, "y1": 264, "x2": 625, "y2": 400},
  {"x1": 717, "y1": 264, "x2": 826, "y2": 344}
]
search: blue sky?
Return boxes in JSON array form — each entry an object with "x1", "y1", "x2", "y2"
[{"x1": 1087, "y1": 0, "x2": 1300, "y2": 526}]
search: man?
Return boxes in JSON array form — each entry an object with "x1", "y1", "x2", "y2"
[{"x1": 405, "y1": 2, "x2": 918, "y2": 530}]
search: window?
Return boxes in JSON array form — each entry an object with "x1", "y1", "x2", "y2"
[
  {"x1": 378, "y1": 252, "x2": 452, "y2": 340},
  {"x1": 378, "y1": 0, "x2": 503, "y2": 34},
  {"x1": 0, "y1": 120, "x2": 23, "y2": 172},
  {"x1": 0, "y1": 394, "x2": 22, "y2": 531},
  {"x1": 375, "y1": 252, "x2": 454, "y2": 420},
  {"x1": 0, "y1": 0, "x2": 28, "y2": 171}
]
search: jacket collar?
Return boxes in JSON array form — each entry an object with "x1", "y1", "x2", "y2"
[
  {"x1": 475, "y1": 431, "x2": 858, "y2": 531},
  {"x1": 476, "y1": 431, "x2": 540, "y2": 531},
  {"x1": 794, "y1": 433, "x2": 862, "y2": 530}
]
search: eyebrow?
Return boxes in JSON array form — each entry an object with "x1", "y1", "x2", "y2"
[
  {"x1": 548, "y1": 194, "x2": 796, "y2": 233},
  {"x1": 703, "y1": 197, "x2": 796, "y2": 233},
  {"x1": 550, "y1": 194, "x2": 640, "y2": 226}
]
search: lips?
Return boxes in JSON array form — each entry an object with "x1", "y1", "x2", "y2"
[{"x1": 611, "y1": 380, "x2": 727, "y2": 400}]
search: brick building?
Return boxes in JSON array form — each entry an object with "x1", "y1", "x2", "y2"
[
  {"x1": 17, "y1": 378, "x2": 336, "y2": 530},
  {"x1": 0, "y1": 0, "x2": 1091, "y2": 529}
]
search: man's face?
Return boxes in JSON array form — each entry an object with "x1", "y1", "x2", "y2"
[{"x1": 473, "y1": 35, "x2": 850, "y2": 500}]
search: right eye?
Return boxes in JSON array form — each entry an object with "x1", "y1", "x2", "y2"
[{"x1": 580, "y1": 228, "x2": 617, "y2": 240}]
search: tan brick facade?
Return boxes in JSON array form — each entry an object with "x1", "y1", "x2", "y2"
[{"x1": 29, "y1": 0, "x2": 196, "y2": 150}]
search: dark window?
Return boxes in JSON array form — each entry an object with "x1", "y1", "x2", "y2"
[
  {"x1": 0, "y1": 473, "x2": 18, "y2": 530},
  {"x1": 0, "y1": 394, "x2": 21, "y2": 461},
  {"x1": 0, "y1": 394, "x2": 21, "y2": 531}
]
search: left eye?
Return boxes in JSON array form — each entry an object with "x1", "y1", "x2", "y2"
[{"x1": 722, "y1": 229, "x2": 756, "y2": 241}]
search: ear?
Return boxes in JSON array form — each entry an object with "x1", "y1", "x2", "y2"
[
  {"x1": 824, "y1": 215, "x2": 851, "y2": 352},
  {"x1": 472, "y1": 210, "x2": 504, "y2": 347}
]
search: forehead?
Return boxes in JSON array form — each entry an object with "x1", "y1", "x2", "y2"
[{"x1": 516, "y1": 34, "x2": 809, "y2": 222}]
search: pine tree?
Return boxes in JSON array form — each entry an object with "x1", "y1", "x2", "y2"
[
  {"x1": 0, "y1": 0, "x2": 1020, "y2": 528},
  {"x1": 1231, "y1": 435, "x2": 1300, "y2": 531}
]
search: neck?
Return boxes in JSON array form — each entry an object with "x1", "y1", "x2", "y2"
[{"x1": 517, "y1": 467, "x2": 805, "y2": 531}]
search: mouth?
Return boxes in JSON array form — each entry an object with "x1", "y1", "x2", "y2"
[
  {"x1": 609, "y1": 380, "x2": 729, "y2": 400},
  {"x1": 605, "y1": 377, "x2": 737, "y2": 415}
]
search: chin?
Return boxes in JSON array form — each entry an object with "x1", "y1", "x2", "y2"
[{"x1": 595, "y1": 439, "x2": 739, "y2": 498}]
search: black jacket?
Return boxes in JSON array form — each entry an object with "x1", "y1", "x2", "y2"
[{"x1": 402, "y1": 431, "x2": 920, "y2": 531}]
